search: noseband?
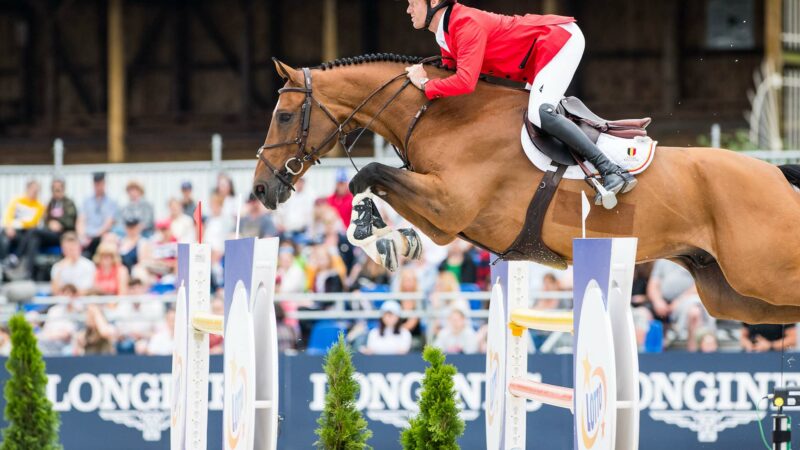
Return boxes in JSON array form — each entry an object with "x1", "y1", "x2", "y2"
[{"x1": 256, "y1": 58, "x2": 439, "y2": 191}]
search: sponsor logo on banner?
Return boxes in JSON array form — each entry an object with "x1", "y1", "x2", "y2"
[
  {"x1": 45, "y1": 372, "x2": 225, "y2": 441},
  {"x1": 309, "y1": 371, "x2": 543, "y2": 428},
  {"x1": 639, "y1": 370, "x2": 800, "y2": 442}
]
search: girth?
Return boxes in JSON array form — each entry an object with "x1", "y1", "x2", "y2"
[{"x1": 458, "y1": 164, "x2": 568, "y2": 270}]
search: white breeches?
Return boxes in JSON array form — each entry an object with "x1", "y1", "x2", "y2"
[{"x1": 526, "y1": 22, "x2": 585, "y2": 127}]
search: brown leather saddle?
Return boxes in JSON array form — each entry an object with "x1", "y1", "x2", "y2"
[
  {"x1": 525, "y1": 96, "x2": 651, "y2": 166},
  {"x1": 484, "y1": 97, "x2": 651, "y2": 268}
]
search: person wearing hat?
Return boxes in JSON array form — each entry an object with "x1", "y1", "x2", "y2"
[
  {"x1": 179, "y1": 181, "x2": 196, "y2": 217},
  {"x1": 77, "y1": 172, "x2": 117, "y2": 258},
  {"x1": 118, "y1": 216, "x2": 148, "y2": 275},
  {"x1": 432, "y1": 302, "x2": 478, "y2": 354},
  {"x1": 326, "y1": 168, "x2": 354, "y2": 228},
  {"x1": 119, "y1": 180, "x2": 154, "y2": 237},
  {"x1": 363, "y1": 300, "x2": 412, "y2": 355}
]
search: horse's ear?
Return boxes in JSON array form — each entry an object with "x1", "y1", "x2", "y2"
[{"x1": 272, "y1": 58, "x2": 301, "y2": 84}]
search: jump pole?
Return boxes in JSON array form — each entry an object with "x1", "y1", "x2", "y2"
[
  {"x1": 486, "y1": 237, "x2": 640, "y2": 450},
  {"x1": 171, "y1": 237, "x2": 280, "y2": 450}
]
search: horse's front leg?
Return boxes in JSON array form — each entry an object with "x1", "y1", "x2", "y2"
[{"x1": 348, "y1": 162, "x2": 466, "y2": 270}]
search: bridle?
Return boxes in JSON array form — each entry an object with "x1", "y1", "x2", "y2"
[{"x1": 257, "y1": 59, "x2": 437, "y2": 191}]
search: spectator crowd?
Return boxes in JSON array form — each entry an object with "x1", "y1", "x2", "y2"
[{"x1": 0, "y1": 169, "x2": 795, "y2": 357}]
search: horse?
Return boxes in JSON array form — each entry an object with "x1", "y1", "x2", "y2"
[{"x1": 252, "y1": 54, "x2": 800, "y2": 325}]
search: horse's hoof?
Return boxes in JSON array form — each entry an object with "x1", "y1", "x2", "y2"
[
  {"x1": 376, "y1": 238, "x2": 399, "y2": 272},
  {"x1": 398, "y1": 228, "x2": 423, "y2": 260}
]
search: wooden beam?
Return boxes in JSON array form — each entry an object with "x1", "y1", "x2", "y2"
[
  {"x1": 240, "y1": 0, "x2": 253, "y2": 119},
  {"x1": 322, "y1": 0, "x2": 338, "y2": 62},
  {"x1": 108, "y1": 0, "x2": 126, "y2": 162},
  {"x1": 173, "y1": 0, "x2": 190, "y2": 114},
  {"x1": 765, "y1": 0, "x2": 783, "y2": 71}
]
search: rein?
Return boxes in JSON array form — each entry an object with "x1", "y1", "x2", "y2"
[{"x1": 257, "y1": 58, "x2": 439, "y2": 190}]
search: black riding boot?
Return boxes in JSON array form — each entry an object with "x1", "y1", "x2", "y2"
[{"x1": 538, "y1": 104, "x2": 636, "y2": 205}]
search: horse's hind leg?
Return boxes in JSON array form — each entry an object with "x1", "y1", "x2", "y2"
[{"x1": 676, "y1": 255, "x2": 800, "y2": 324}]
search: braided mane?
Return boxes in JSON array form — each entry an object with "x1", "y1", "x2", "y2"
[{"x1": 316, "y1": 53, "x2": 453, "y2": 72}]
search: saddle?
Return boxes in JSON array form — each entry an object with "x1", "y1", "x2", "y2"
[
  {"x1": 525, "y1": 96, "x2": 652, "y2": 166},
  {"x1": 487, "y1": 97, "x2": 653, "y2": 268}
]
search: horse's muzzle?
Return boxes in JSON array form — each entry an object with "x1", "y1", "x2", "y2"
[{"x1": 253, "y1": 179, "x2": 290, "y2": 210}]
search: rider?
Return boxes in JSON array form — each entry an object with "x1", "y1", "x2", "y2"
[{"x1": 403, "y1": 0, "x2": 637, "y2": 204}]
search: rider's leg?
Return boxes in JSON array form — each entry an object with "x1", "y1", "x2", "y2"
[{"x1": 528, "y1": 23, "x2": 636, "y2": 203}]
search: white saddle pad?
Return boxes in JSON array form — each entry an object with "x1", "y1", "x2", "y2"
[{"x1": 520, "y1": 126, "x2": 657, "y2": 180}]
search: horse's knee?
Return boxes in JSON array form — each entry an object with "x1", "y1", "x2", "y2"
[{"x1": 349, "y1": 163, "x2": 381, "y2": 195}]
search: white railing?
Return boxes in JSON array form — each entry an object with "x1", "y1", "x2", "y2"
[
  {"x1": 1, "y1": 136, "x2": 799, "y2": 222},
  {"x1": 785, "y1": 0, "x2": 800, "y2": 51},
  {"x1": 786, "y1": 69, "x2": 800, "y2": 150}
]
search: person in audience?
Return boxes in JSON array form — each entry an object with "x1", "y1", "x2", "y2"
[
  {"x1": 179, "y1": 181, "x2": 196, "y2": 217},
  {"x1": 326, "y1": 168, "x2": 353, "y2": 228},
  {"x1": 115, "y1": 278, "x2": 163, "y2": 355},
  {"x1": 275, "y1": 302, "x2": 298, "y2": 352},
  {"x1": 209, "y1": 296, "x2": 225, "y2": 355},
  {"x1": 308, "y1": 244, "x2": 346, "y2": 295},
  {"x1": 534, "y1": 272, "x2": 565, "y2": 310},
  {"x1": 696, "y1": 328, "x2": 719, "y2": 353},
  {"x1": 119, "y1": 180, "x2": 154, "y2": 236},
  {"x1": 272, "y1": 240, "x2": 305, "y2": 336},
  {"x1": 76, "y1": 305, "x2": 117, "y2": 355},
  {"x1": 118, "y1": 217, "x2": 150, "y2": 275},
  {"x1": 320, "y1": 212, "x2": 354, "y2": 271},
  {"x1": 429, "y1": 271, "x2": 468, "y2": 336},
  {"x1": 51, "y1": 232, "x2": 96, "y2": 295},
  {"x1": 238, "y1": 195, "x2": 277, "y2": 238},
  {"x1": 22, "y1": 177, "x2": 78, "y2": 278},
  {"x1": 363, "y1": 300, "x2": 412, "y2": 355},
  {"x1": 0, "y1": 326, "x2": 10, "y2": 356},
  {"x1": 77, "y1": 172, "x2": 117, "y2": 258},
  {"x1": 144, "y1": 219, "x2": 177, "y2": 280},
  {"x1": 348, "y1": 255, "x2": 391, "y2": 292},
  {"x1": 166, "y1": 198, "x2": 195, "y2": 243},
  {"x1": 275, "y1": 177, "x2": 314, "y2": 237},
  {"x1": 433, "y1": 303, "x2": 479, "y2": 354},
  {"x1": 1, "y1": 179, "x2": 45, "y2": 278},
  {"x1": 741, "y1": 323, "x2": 797, "y2": 352},
  {"x1": 146, "y1": 308, "x2": 176, "y2": 355},
  {"x1": 396, "y1": 268, "x2": 423, "y2": 347},
  {"x1": 39, "y1": 284, "x2": 82, "y2": 356},
  {"x1": 438, "y1": 242, "x2": 477, "y2": 284},
  {"x1": 93, "y1": 242, "x2": 130, "y2": 296},
  {"x1": 647, "y1": 259, "x2": 715, "y2": 351},
  {"x1": 308, "y1": 200, "x2": 342, "y2": 239},
  {"x1": 204, "y1": 193, "x2": 230, "y2": 287},
  {"x1": 214, "y1": 172, "x2": 239, "y2": 221}
]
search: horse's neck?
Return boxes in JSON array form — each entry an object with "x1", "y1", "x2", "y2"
[{"x1": 321, "y1": 66, "x2": 424, "y2": 148}]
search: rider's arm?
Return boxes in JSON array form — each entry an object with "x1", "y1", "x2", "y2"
[{"x1": 424, "y1": 19, "x2": 488, "y2": 100}]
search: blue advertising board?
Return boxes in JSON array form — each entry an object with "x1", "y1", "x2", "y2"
[{"x1": 0, "y1": 352, "x2": 795, "y2": 449}]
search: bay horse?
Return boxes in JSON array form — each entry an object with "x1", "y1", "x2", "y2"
[{"x1": 253, "y1": 54, "x2": 800, "y2": 325}]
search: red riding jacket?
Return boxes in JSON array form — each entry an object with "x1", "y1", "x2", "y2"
[{"x1": 424, "y1": 3, "x2": 575, "y2": 100}]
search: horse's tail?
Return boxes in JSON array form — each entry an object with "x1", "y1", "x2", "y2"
[{"x1": 779, "y1": 164, "x2": 800, "y2": 190}]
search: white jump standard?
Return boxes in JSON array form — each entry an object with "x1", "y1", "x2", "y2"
[
  {"x1": 171, "y1": 237, "x2": 280, "y2": 450},
  {"x1": 485, "y1": 238, "x2": 640, "y2": 450}
]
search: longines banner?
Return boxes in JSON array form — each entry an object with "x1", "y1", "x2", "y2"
[{"x1": 0, "y1": 353, "x2": 796, "y2": 449}]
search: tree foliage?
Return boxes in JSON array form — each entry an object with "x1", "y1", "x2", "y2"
[{"x1": 1, "y1": 314, "x2": 61, "y2": 450}]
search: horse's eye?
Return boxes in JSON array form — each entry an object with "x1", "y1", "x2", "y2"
[{"x1": 278, "y1": 112, "x2": 293, "y2": 124}]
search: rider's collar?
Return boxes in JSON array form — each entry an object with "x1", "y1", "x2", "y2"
[{"x1": 443, "y1": 4, "x2": 452, "y2": 34}]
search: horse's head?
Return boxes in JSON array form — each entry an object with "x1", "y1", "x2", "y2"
[{"x1": 253, "y1": 59, "x2": 346, "y2": 210}]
